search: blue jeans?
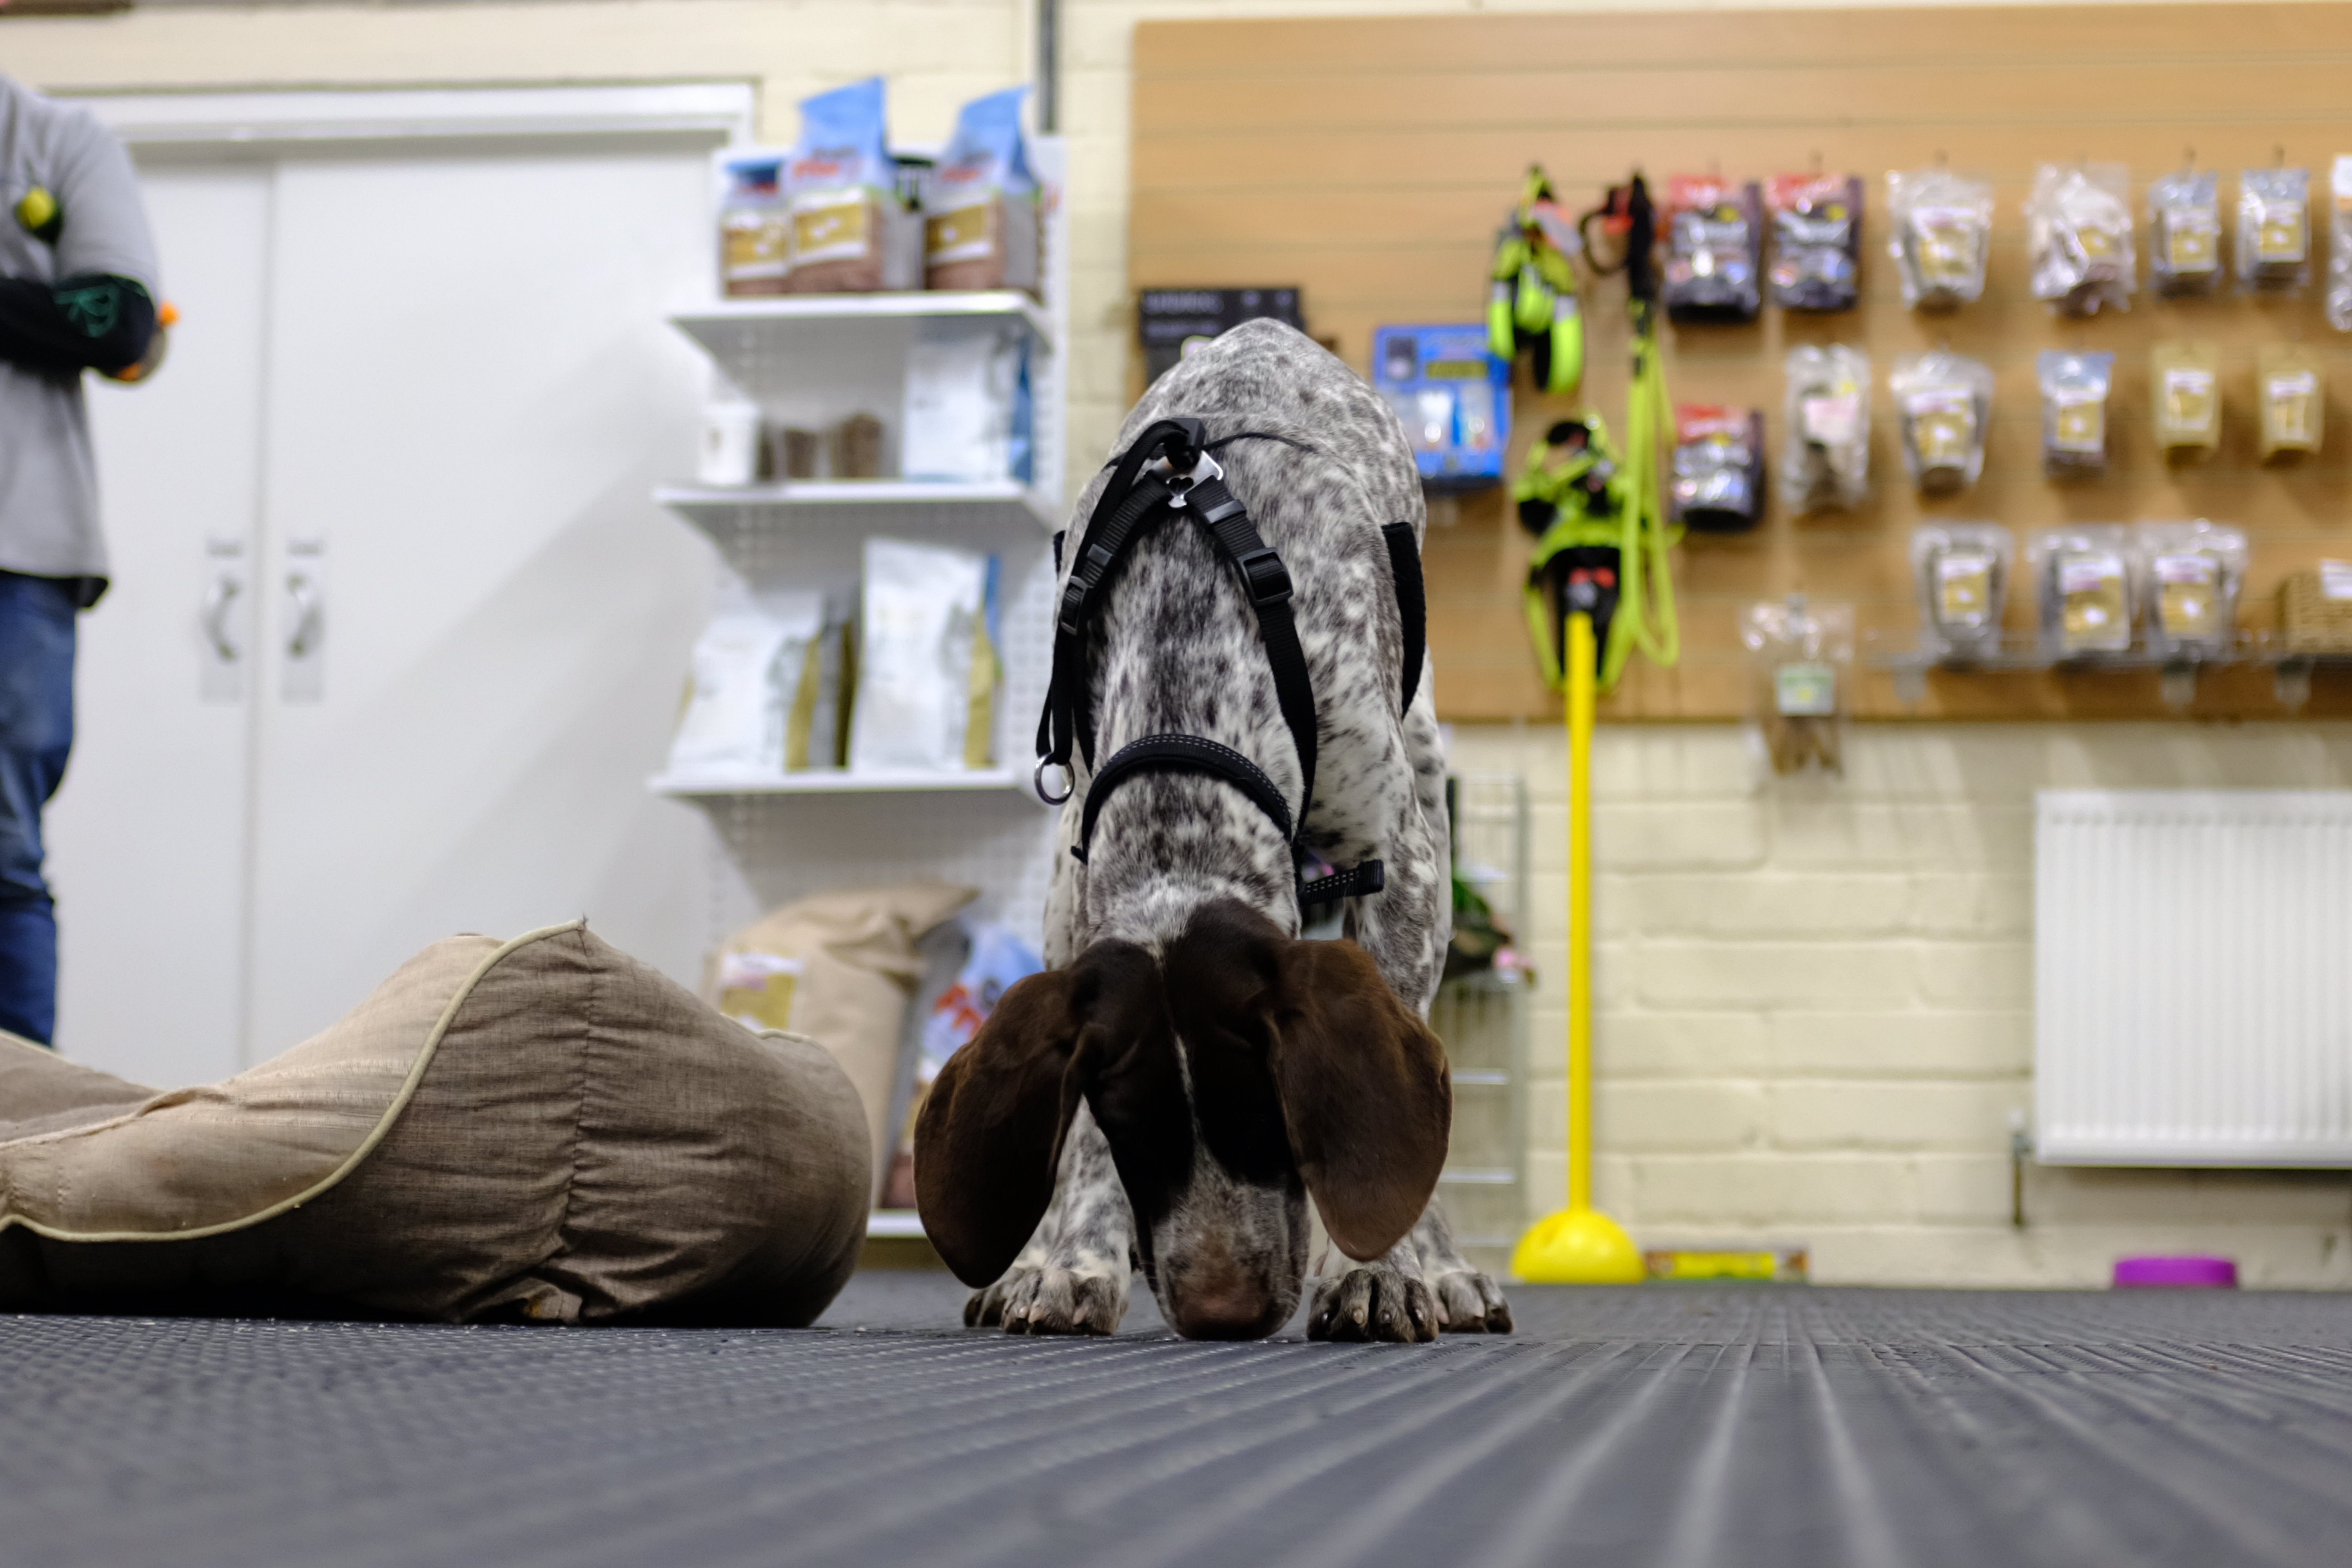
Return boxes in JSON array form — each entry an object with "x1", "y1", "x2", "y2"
[{"x1": 0, "y1": 572, "x2": 76, "y2": 1045}]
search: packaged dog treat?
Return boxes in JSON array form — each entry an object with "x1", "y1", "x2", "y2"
[
  {"x1": 2030, "y1": 525, "x2": 2134, "y2": 659},
  {"x1": 1890, "y1": 349, "x2": 1992, "y2": 495},
  {"x1": 1780, "y1": 344, "x2": 1870, "y2": 513},
  {"x1": 669, "y1": 594, "x2": 826, "y2": 776},
  {"x1": 1887, "y1": 167, "x2": 1993, "y2": 309},
  {"x1": 785, "y1": 78, "x2": 919, "y2": 294},
  {"x1": 848, "y1": 537, "x2": 1000, "y2": 772},
  {"x1": 1662, "y1": 175, "x2": 1763, "y2": 324},
  {"x1": 925, "y1": 86, "x2": 1042, "y2": 296},
  {"x1": 1767, "y1": 173, "x2": 1862, "y2": 312},
  {"x1": 2257, "y1": 342, "x2": 2323, "y2": 461},
  {"x1": 2149, "y1": 167, "x2": 2224, "y2": 297},
  {"x1": 2027, "y1": 162, "x2": 2134, "y2": 317},
  {"x1": 2038, "y1": 350, "x2": 2114, "y2": 477},
  {"x1": 2330, "y1": 156, "x2": 2352, "y2": 330},
  {"x1": 901, "y1": 322, "x2": 1032, "y2": 484},
  {"x1": 1668, "y1": 405, "x2": 1765, "y2": 532},
  {"x1": 2238, "y1": 165, "x2": 2312, "y2": 294},
  {"x1": 2135, "y1": 520, "x2": 2246, "y2": 658},
  {"x1": 882, "y1": 920, "x2": 1045, "y2": 1208},
  {"x1": 2150, "y1": 339, "x2": 2223, "y2": 456},
  {"x1": 716, "y1": 149, "x2": 791, "y2": 297},
  {"x1": 1742, "y1": 596, "x2": 1852, "y2": 777},
  {"x1": 1911, "y1": 522, "x2": 2013, "y2": 659}
]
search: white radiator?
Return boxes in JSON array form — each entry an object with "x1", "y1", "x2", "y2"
[{"x1": 2036, "y1": 790, "x2": 2352, "y2": 1166}]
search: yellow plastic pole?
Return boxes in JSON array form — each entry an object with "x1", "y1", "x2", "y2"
[{"x1": 1510, "y1": 611, "x2": 1645, "y2": 1285}]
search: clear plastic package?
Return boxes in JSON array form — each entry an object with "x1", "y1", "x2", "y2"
[
  {"x1": 1887, "y1": 167, "x2": 1993, "y2": 309},
  {"x1": 1668, "y1": 405, "x2": 1765, "y2": 533},
  {"x1": 1911, "y1": 522, "x2": 2014, "y2": 659},
  {"x1": 2150, "y1": 339, "x2": 2222, "y2": 456},
  {"x1": 2330, "y1": 156, "x2": 2352, "y2": 330},
  {"x1": 2257, "y1": 342, "x2": 2323, "y2": 461},
  {"x1": 2038, "y1": 350, "x2": 2114, "y2": 477},
  {"x1": 2238, "y1": 165, "x2": 2311, "y2": 294},
  {"x1": 1767, "y1": 173, "x2": 1862, "y2": 312},
  {"x1": 2031, "y1": 524, "x2": 2135, "y2": 659},
  {"x1": 2149, "y1": 167, "x2": 2224, "y2": 296},
  {"x1": 2135, "y1": 519, "x2": 2247, "y2": 658},
  {"x1": 1781, "y1": 344, "x2": 1870, "y2": 513},
  {"x1": 1663, "y1": 175, "x2": 1764, "y2": 324},
  {"x1": 1742, "y1": 596, "x2": 1852, "y2": 777},
  {"x1": 2027, "y1": 162, "x2": 2134, "y2": 316},
  {"x1": 1890, "y1": 349, "x2": 1993, "y2": 494}
]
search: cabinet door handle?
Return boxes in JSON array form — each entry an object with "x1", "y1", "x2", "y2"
[
  {"x1": 202, "y1": 574, "x2": 242, "y2": 661},
  {"x1": 285, "y1": 573, "x2": 322, "y2": 658}
]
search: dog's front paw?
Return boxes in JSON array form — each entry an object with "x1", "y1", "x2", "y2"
[
  {"x1": 1430, "y1": 1268, "x2": 1513, "y2": 1334},
  {"x1": 1308, "y1": 1265, "x2": 1439, "y2": 1343},
  {"x1": 965, "y1": 1265, "x2": 1127, "y2": 1336}
]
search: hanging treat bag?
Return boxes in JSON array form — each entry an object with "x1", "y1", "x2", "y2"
[
  {"x1": 1662, "y1": 175, "x2": 1763, "y2": 324},
  {"x1": 2238, "y1": 165, "x2": 2312, "y2": 294},
  {"x1": 2038, "y1": 349, "x2": 2114, "y2": 478},
  {"x1": 2135, "y1": 520, "x2": 2246, "y2": 659},
  {"x1": 1888, "y1": 167, "x2": 1993, "y2": 309},
  {"x1": 716, "y1": 149, "x2": 792, "y2": 298},
  {"x1": 1668, "y1": 405, "x2": 1765, "y2": 532},
  {"x1": 1742, "y1": 597, "x2": 1852, "y2": 777},
  {"x1": 2149, "y1": 339, "x2": 2222, "y2": 457},
  {"x1": 1766, "y1": 173, "x2": 1862, "y2": 312},
  {"x1": 1890, "y1": 349, "x2": 1993, "y2": 495},
  {"x1": 2027, "y1": 162, "x2": 2135, "y2": 317},
  {"x1": 785, "y1": 77, "x2": 919, "y2": 293},
  {"x1": 2148, "y1": 167, "x2": 2224, "y2": 297},
  {"x1": 2031, "y1": 525, "x2": 2134, "y2": 659},
  {"x1": 925, "y1": 85, "x2": 1042, "y2": 296},
  {"x1": 1780, "y1": 344, "x2": 1870, "y2": 513},
  {"x1": 2329, "y1": 156, "x2": 2352, "y2": 330},
  {"x1": 1911, "y1": 523, "x2": 2013, "y2": 660},
  {"x1": 2256, "y1": 341, "x2": 2323, "y2": 461}
]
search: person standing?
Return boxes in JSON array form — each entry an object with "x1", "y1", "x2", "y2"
[{"x1": 0, "y1": 74, "x2": 161, "y2": 1045}]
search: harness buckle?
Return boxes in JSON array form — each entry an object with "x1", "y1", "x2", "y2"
[
  {"x1": 1234, "y1": 544, "x2": 1294, "y2": 607},
  {"x1": 1150, "y1": 449, "x2": 1224, "y2": 510},
  {"x1": 1034, "y1": 756, "x2": 1074, "y2": 806}
]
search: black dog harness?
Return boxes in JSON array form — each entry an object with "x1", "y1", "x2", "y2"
[{"x1": 1035, "y1": 417, "x2": 1426, "y2": 909}]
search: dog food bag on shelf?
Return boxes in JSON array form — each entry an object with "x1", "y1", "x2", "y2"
[
  {"x1": 715, "y1": 149, "x2": 791, "y2": 298},
  {"x1": 2151, "y1": 339, "x2": 2223, "y2": 456},
  {"x1": 1662, "y1": 175, "x2": 1763, "y2": 324},
  {"x1": 784, "y1": 77, "x2": 919, "y2": 293},
  {"x1": 2031, "y1": 525, "x2": 2135, "y2": 659},
  {"x1": 2257, "y1": 342, "x2": 2323, "y2": 461},
  {"x1": 668, "y1": 595, "x2": 825, "y2": 777},
  {"x1": 2039, "y1": 350, "x2": 2114, "y2": 477},
  {"x1": 1742, "y1": 596, "x2": 1852, "y2": 777},
  {"x1": 2331, "y1": 157, "x2": 2352, "y2": 330},
  {"x1": 2136, "y1": 520, "x2": 2247, "y2": 658},
  {"x1": 1780, "y1": 344, "x2": 1870, "y2": 513},
  {"x1": 1668, "y1": 405, "x2": 1765, "y2": 532},
  {"x1": 2238, "y1": 165, "x2": 2312, "y2": 294},
  {"x1": 1887, "y1": 166, "x2": 1993, "y2": 309},
  {"x1": 879, "y1": 920, "x2": 1045, "y2": 1209},
  {"x1": 848, "y1": 537, "x2": 1000, "y2": 773},
  {"x1": 1911, "y1": 522, "x2": 2013, "y2": 659},
  {"x1": 786, "y1": 590, "x2": 857, "y2": 771},
  {"x1": 2149, "y1": 167, "x2": 2225, "y2": 296},
  {"x1": 1890, "y1": 349, "x2": 1992, "y2": 495},
  {"x1": 1767, "y1": 173, "x2": 1862, "y2": 312},
  {"x1": 901, "y1": 321, "x2": 1032, "y2": 485},
  {"x1": 925, "y1": 86, "x2": 1042, "y2": 296},
  {"x1": 2027, "y1": 162, "x2": 2135, "y2": 317}
]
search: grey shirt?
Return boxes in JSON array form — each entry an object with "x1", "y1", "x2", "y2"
[{"x1": 0, "y1": 76, "x2": 160, "y2": 586}]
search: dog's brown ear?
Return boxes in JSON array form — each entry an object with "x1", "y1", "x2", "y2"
[{"x1": 1268, "y1": 939, "x2": 1452, "y2": 1263}]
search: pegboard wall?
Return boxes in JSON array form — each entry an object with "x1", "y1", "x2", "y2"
[{"x1": 1129, "y1": 2, "x2": 2352, "y2": 722}]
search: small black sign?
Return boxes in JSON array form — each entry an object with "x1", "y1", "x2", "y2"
[{"x1": 1138, "y1": 287, "x2": 1303, "y2": 382}]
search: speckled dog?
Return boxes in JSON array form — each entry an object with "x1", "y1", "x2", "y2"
[{"x1": 916, "y1": 320, "x2": 1512, "y2": 1342}]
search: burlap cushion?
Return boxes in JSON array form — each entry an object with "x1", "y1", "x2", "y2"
[{"x1": 0, "y1": 921, "x2": 869, "y2": 1325}]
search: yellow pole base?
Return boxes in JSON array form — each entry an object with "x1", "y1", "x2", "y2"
[{"x1": 1511, "y1": 1207, "x2": 1646, "y2": 1285}]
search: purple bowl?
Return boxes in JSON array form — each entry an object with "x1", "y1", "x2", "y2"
[{"x1": 2113, "y1": 1255, "x2": 2238, "y2": 1289}]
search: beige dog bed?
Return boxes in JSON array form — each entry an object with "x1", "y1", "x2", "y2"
[{"x1": 0, "y1": 921, "x2": 870, "y2": 1325}]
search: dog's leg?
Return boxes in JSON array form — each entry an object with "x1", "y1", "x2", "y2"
[
  {"x1": 1306, "y1": 1235, "x2": 1440, "y2": 1343},
  {"x1": 1406, "y1": 1194, "x2": 1514, "y2": 1333},
  {"x1": 962, "y1": 1101, "x2": 1134, "y2": 1335}
]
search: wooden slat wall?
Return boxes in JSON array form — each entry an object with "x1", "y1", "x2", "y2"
[{"x1": 1130, "y1": 4, "x2": 2352, "y2": 721}]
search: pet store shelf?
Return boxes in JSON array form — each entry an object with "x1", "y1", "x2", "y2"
[
  {"x1": 866, "y1": 1210, "x2": 927, "y2": 1240},
  {"x1": 649, "y1": 766, "x2": 1030, "y2": 799},
  {"x1": 655, "y1": 480, "x2": 1058, "y2": 536},
  {"x1": 671, "y1": 289, "x2": 1054, "y2": 367}
]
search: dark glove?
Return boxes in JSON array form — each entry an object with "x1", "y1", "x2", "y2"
[{"x1": 0, "y1": 272, "x2": 158, "y2": 377}]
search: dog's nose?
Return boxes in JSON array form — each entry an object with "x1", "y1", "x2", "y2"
[{"x1": 1170, "y1": 1278, "x2": 1284, "y2": 1341}]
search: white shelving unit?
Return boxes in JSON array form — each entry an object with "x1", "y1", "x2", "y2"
[
  {"x1": 1431, "y1": 772, "x2": 1532, "y2": 1271},
  {"x1": 654, "y1": 146, "x2": 1071, "y2": 1243}
]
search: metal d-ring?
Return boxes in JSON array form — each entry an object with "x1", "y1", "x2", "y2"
[{"x1": 1034, "y1": 756, "x2": 1074, "y2": 805}]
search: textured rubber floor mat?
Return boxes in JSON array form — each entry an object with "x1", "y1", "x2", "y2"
[{"x1": 6, "y1": 1277, "x2": 2352, "y2": 1568}]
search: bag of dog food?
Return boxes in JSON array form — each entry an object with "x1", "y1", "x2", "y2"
[
  {"x1": 2031, "y1": 525, "x2": 2134, "y2": 659},
  {"x1": 715, "y1": 149, "x2": 791, "y2": 298},
  {"x1": 925, "y1": 86, "x2": 1042, "y2": 296},
  {"x1": 1662, "y1": 175, "x2": 1762, "y2": 324},
  {"x1": 901, "y1": 321, "x2": 1032, "y2": 484},
  {"x1": 1780, "y1": 344, "x2": 1869, "y2": 513},
  {"x1": 1911, "y1": 522, "x2": 2013, "y2": 659},
  {"x1": 1742, "y1": 596, "x2": 1851, "y2": 777},
  {"x1": 2239, "y1": 165, "x2": 2312, "y2": 294},
  {"x1": 1887, "y1": 166, "x2": 1993, "y2": 309},
  {"x1": 2149, "y1": 166, "x2": 2224, "y2": 297},
  {"x1": 1766, "y1": 172, "x2": 1862, "y2": 312},
  {"x1": 2151, "y1": 339, "x2": 2223, "y2": 456},
  {"x1": 2038, "y1": 350, "x2": 2114, "y2": 478},
  {"x1": 2258, "y1": 341, "x2": 2324, "y2": 461},
  {"x1": 848, "y1": 538, "x2": 1000, "y2": 772},
  {"x1": 669, "y1": 595, "x2": 825, "y2": 777},
  {"x1": 2136, "y1": 520, "x2": 2247, "y2": 658},
  {"x1": 881, "y1": 920, "x2": 1044, "y2": 1209},
  {"x1": 1891, "y1": 349, "x2": 1993, "y2": 495},
  {"x1": 1668, "y1": 405, "x2": 1764, "y2": 532},
  {"x1": 785, "y1": 78, "x2": 918, "y2": 293}
]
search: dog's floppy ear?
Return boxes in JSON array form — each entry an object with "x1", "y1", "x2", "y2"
[
  {"x1": 914, "y1": 941, "x2": 1158, "y2": 1287},
  {"x1": 1268, "y1": 938, "x2": 1452, "y2": 1263}
]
